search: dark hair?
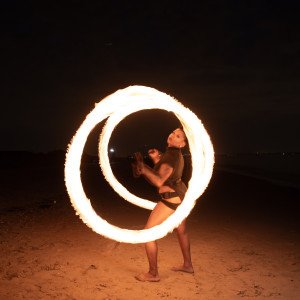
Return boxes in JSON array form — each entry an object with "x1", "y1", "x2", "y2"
[{"x1": 178, "y1": 126, "x2": 189, "y2": 148}]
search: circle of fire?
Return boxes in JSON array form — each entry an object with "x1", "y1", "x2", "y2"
[{"x1": 65, "y1": 86, "x2": 214, "y2": 243}]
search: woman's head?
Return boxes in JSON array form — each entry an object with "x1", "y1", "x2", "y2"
[{"x1": 167, "y1": 128, "x2": 187, "y2": 148}]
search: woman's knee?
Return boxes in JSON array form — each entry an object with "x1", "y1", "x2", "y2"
[
  {"x1": 145, "y1": 240, "x2": 156, "y2": 247},
  {"x1": 176, "y1": 220, "x2": 187, "y2": 235}
]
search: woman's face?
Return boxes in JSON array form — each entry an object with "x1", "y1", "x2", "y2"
[{"x1": 167, "y1": 128, "x2": 186, "y2": 148}]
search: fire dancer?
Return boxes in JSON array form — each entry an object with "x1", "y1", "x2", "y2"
[{"x1": 133, "y1": 128, "x2": 194, "y2": 282}]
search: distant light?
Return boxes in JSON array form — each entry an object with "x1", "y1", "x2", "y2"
[{"x1": 109, "y1": 148, "x2": 115, "y2": 153}]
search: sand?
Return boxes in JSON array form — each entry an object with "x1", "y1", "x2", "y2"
[{"x1": 0, "y1": 156, "x2": 299, "y2": 299}]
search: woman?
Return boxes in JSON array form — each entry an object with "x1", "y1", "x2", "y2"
[{"x1": 133, "y1": 128, "x2": 194, "y2": 282}]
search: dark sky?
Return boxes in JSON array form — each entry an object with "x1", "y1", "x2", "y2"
[{"x1": 1, "y1": 1, "x2": 299, "y2": 156}]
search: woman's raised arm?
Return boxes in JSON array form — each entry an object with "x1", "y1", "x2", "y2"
[{"x1": 140, "y1": 163, "x2": 173, "y2": 188}]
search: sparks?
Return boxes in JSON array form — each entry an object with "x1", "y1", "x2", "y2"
[{"x1": 65, "y1": 86, "x2": 214, "y2": 243}]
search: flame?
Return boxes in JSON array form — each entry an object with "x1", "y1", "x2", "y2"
[{"x1": 65, "y1": 86, "x2": 214, "y2": 243}]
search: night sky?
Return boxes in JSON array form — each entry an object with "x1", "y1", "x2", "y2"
[{"x1": 1, "y1": 1, "x2": 299, "y2": 156}]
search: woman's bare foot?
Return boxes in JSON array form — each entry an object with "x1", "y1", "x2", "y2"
[
  {"x1": 135, "y1": 272, "x2": 160, "y2": 282},
  {"x1": 171, "y1": 265, "x2": 194, "y2": 273}
]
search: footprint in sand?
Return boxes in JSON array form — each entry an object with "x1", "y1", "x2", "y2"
[
  {"x1": 237, "y1": 285, "x2": 264, "y2": 297},
  {"x1": 228, "y1": 264, "x2": 250, "y2": 272},
  {"x1": 82, "y1": 264, "x2": 97, "y2": 275}
]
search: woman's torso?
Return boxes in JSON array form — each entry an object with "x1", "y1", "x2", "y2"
[{"x1": 153, "y1": 147, "x2": 187, "y2": 202}]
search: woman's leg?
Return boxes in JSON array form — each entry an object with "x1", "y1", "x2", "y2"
[
  {"x1": 173, "y1": 219, "x2": 194, "y2": 273},
  {"x1": 135, "y1": 202, "x2": 174, "y2": 281}
]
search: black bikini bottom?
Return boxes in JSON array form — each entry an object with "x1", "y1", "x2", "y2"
[
  {"x1": 159, "y1": 199, "x2": 181, "y2": 210},
  {"x1": 159, "y1": 191, "x2": 178, "y2": 199}
]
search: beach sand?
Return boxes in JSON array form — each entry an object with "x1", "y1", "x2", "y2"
[{"x1": 0, "y1": 156, "x2": 299, "y2": 299}]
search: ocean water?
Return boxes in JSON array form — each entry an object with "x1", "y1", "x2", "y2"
[{"x1": 214, "y1": 153, "x2": 300, "y2": 189}]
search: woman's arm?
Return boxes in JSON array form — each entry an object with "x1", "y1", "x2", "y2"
[{"x1": 140, "y1": 163, "x2": 173, "y2": 188}]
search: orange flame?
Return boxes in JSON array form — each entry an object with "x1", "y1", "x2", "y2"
[{"x1": 65, "y1": 86, "x2": 214, "y2": 243}]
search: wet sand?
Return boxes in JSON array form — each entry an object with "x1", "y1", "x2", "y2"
[{"x1": 0, "y1": 155, "x2": 299, "y2": 299}]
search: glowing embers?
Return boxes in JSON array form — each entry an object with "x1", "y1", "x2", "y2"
[{"x1": 64, "y1": 86, "x2": 214, "y2": 243}]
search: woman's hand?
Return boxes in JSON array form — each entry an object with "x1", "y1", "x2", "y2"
[
  {"x1": 132, "y1": 151, "x2": 173, "y2": 187},
  {"x1": 134, "y1": 152, "x2": 144, "y2": 176},
  {"x1": 148, "y1": 149, "x2": 161, "y2": 164},
  {"x1": 131, "y1": 152, "x2": 144, "y2": 178}
]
